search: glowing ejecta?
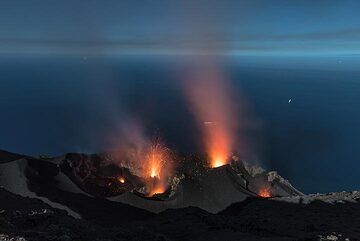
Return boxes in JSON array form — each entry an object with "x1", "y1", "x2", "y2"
[
  {"x1": 142, "y1": 138, "x2": 173, "y2": 196},
  {"x1": 118, "y1": 177, "x2": 125, "y2": 183}
]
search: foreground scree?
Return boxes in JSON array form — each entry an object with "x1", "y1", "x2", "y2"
[
  {"x1": 0, "y1": 187, "x2": 359, "y2": 241},
  {"x1": 0, "y1": 150, "x2": 359, "y2": 240}
]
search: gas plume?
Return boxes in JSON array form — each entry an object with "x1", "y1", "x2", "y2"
[{"x1": 183, "y1": 61, "x2": 239, "y2": 168}]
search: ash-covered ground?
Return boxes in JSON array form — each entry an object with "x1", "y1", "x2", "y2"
[
  {"x1": 0, "y1": 150, "x2": 359, "y2": 241},
  {"x1": 0, "y1": 188, "x2": 359, "y2": 241}
]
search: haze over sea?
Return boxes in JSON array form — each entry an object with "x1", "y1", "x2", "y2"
[{"x1": 1, "y1": 54, "x2": 359, "y2": 194}]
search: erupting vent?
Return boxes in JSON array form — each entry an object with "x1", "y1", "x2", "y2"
[
  {"x1": 183, "y1": 62, "x2": 240, "y2": 169},
  {"x1": 118, "y1": 177, "x2": 125, "y2": 184},
  {"x1": 258, "y1": 187, "x2": 272, "y2": 198},
  {"x1": 142, "y1": 139, "x2": 173, "y2": 197}
]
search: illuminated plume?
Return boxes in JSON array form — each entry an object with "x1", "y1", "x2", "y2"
[{"x1": 183, "y1": 62, "x2": 238, "y2": 168}]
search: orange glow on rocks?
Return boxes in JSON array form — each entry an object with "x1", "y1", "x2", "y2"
[
  {"x1": 211, "y1": 155, "x2": 227, "y2": 168},
  {"x1": 147, "y1": 182, "x2": 166, "y2": 197},
  {"x1": 118, "y1": 177, "x2": 125, "y2": 183},
  {"x1": 207, "y1": 124, "x2": 231, "y2": 168},
  {"x1": 258, "y1": 187, "x2": 272, "y2": 198}
]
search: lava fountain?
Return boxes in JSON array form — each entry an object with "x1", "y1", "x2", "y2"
[
  {"x1": 142, "y1": 138, "x2": 173, "y2": 196},
  {"x1": 183, "y1": 62, "x2": 239, "y2": 168},
  {"x1": 145, "y1": 141, "x2": 168, "y2": 179},
  {"x1": 109, "y1": 121, "x2": 174, "y2": 197}
]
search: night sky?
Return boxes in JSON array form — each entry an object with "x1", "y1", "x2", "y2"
[{"x1": 1, "y1": 0, "x2": 360, "y2": 55}]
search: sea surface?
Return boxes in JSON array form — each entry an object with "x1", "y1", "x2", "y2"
[{"x1": 1, "y1": 54, "x2": 359, "y2": 193}]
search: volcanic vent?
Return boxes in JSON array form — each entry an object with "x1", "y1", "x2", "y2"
[{"x1": 0, "y1": 149, "x2": 303, "y2": 214}]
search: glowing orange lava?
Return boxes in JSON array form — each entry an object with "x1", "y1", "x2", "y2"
[
  {"x1": 207, "y1": 125, "x2": 230, "y2": 168},
  {"x1": 118, "y1": 177, "x2": 125, "y2": 183},
  {"x1": 258, "y1": 187, "x2": 272, "y2": 198},
  {"x1": 145, "y1": 142, "x2": 168, "y2": 179},
  {"x1": 210, "y1": 150, "x2": 228, "y2": 168},
  {"x1": 142, "y1": 139, "x2": 172, "y2": 196},
  {"x1": 211, "y1": 156, "x2": 226, "y2": 168},
  {"x1": 147, "y1": 183, "x2": 166, "y2": 197}
]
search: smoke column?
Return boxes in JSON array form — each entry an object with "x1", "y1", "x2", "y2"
[{"x1": 183, "y1": 61, "x2": 239, "y2": 167}]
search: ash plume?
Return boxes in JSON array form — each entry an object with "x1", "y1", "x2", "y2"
[{"x1": 182, "y1": 61, "x2": 241, "y2": 167}]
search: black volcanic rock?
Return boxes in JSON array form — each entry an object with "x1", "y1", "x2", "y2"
[
  {"x1": 136, "y1": 194, "x2": 360, "y2": 241},
  {"x1": 0, "y1": 187, "x2": 161, "y2": 241},
  {"x1": 0, "y1": 149, "x2": 303, "y2": 214},
  {"x1": 219, "y1": 196, "x2": 360, "y2": 240},
  {"x1": 0, "y1": 187, "x2": 359, "y2": 241},
  {"x1": 0, "y1": 150, "x2": 359, "y2": 240},
  {"x1": 0, "y1": 150, "x2": 29, "y2": 163},
  {"x1": 59, "y1": 152, "x2": 144, "y2": 197}
]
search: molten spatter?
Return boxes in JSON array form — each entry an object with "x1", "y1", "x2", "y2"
[
  {"x1": 258, "y1": 187, "x2": 272, "y2": 198},
  {"x1": 145, "y1": 142, "x2": 169, "y2": 179},
  {"x1": 143, "y1": 139, "x2": 172, "y2": 196},
  {"x1": 118, "y1": 177, "x2": 125, "y2": 184}
]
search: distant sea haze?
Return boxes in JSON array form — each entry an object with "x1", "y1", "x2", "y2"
[{"x1": 0, "y1": 55, "x2": 359, "y2": 194}]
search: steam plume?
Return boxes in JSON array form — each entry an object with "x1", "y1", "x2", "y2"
[{"x1": 183, "y1": 61, "x2": 239, "y2": 167}]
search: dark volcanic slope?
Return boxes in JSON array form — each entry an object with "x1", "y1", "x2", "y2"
[
  {"x1": 0, "y1": 187, "x2": 160, "y2": 241},
  {"x1": 1, "y1": 187, "x2": 359, "y2": 241},
  {"x1": 0, "y1": 149, "x2": 303, "y2": 214},
  {"x1": 220, "y1": 196, "x2": 360, "y2": 241},
  {"x1": 0, "y1": 150, "x2": 28, "y2": 163},
  {"x1": 136, "y1": 196, "x2": 360, "y2": 241},
  {"x1": 27, "y1": 176, "x2": 154, "y2": 226}
]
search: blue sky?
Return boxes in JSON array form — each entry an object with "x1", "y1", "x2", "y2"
[{"x1": 1, "y1": 0, "x2": 360, "y2": 55}]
